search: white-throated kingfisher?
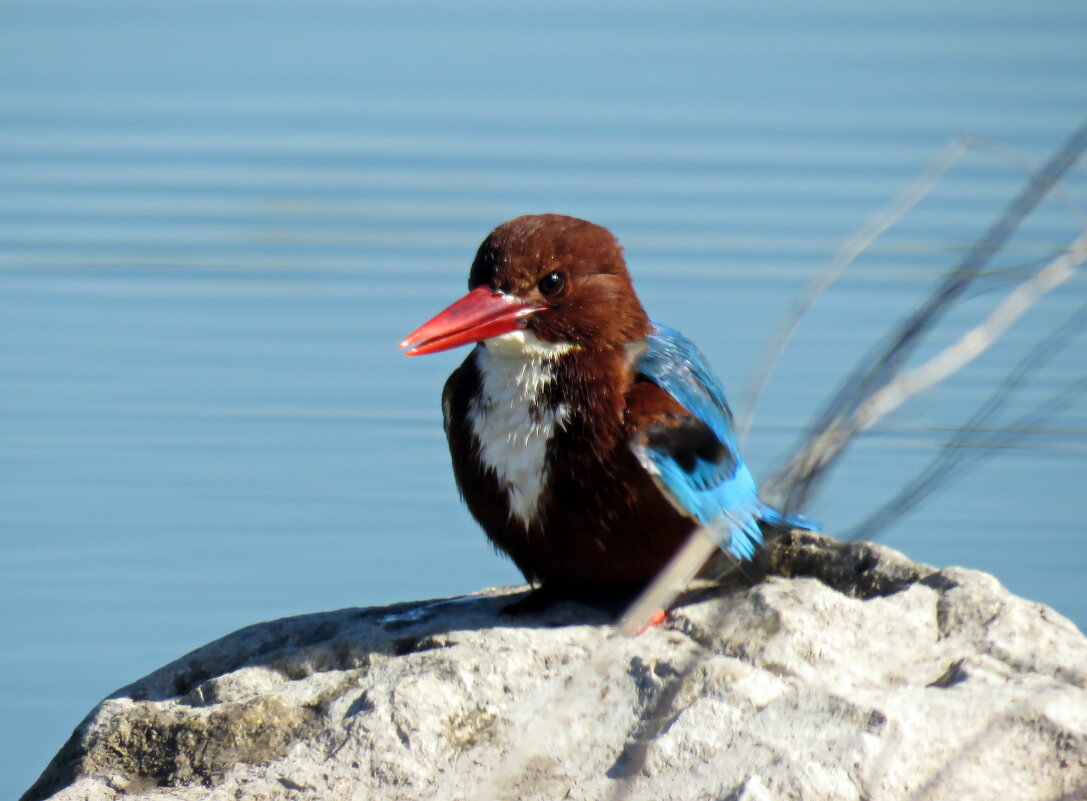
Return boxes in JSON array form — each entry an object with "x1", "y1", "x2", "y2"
[{"x1": 400, "y1": 214, "x2": 813, "y2": 610}]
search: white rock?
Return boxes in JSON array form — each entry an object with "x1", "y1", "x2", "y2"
[{"x1": 21, "y1": 533, "x2": 1087, "y2": 801}]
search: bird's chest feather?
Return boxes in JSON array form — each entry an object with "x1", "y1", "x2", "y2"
[{"x1": 465, "y1": 334, "x2": 572, "y2": 527}]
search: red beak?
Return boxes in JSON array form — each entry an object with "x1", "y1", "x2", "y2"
[{"x1": 399, "y1": 286, "x2": 545, "y2": 356}]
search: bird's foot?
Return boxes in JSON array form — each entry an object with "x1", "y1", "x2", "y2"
[
  {"x1": 500, "y1": 585, "x2": 565, "y2": 617},
  {"x1": 634, "y1": 608, "x2": 669, "y2": 636}
]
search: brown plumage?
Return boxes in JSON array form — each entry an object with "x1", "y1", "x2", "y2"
[
  {"x1": 416, "y1": 214, "x2": 697, "y2": 594},
  {"x1": 442, "y1": 341, "x2": 694, "y2": 592}
]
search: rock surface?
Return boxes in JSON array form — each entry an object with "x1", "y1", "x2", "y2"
[{"x1": 22, "y1": 533, "x2": 1087, "y2": 801}]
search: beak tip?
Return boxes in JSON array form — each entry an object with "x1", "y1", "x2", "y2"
[{"x1": 399, "y1": 286, "x2": 539, "y2": 359}]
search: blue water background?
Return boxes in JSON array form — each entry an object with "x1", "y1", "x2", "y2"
[{"x1": 3, "y1": 1, "x2": 1086, "y2": 795}]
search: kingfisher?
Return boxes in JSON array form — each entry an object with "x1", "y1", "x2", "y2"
[{"x1": 400, "y1": 214, "x2": 813, "y2": 609}]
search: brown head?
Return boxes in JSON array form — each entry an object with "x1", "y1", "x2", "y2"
[{"x1": 400, "y1": 214, "x2": 651, "y2": 355}]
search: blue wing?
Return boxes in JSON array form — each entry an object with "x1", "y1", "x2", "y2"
[{"x1": 631, "y1": 323, "x2": 815, "y2": 561}]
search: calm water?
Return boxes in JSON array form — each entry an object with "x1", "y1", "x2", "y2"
[{"x1": 3, "y1": 1, "x2": 1087, "y2": 795}]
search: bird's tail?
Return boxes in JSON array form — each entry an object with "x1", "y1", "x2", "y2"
[
  {"x1": 708, "y1": 505, "x2": 818, "y2": 564},
  {"x1": 758, "y1": 504, "x2": 819, "y2": 532}
]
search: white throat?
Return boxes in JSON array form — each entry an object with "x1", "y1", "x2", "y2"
[{"x1": 468, "y1": 329, "x2": 573, "y2": 527}]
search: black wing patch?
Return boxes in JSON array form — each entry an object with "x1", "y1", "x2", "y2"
[{"x1": 642, "y1": 414, "x2": 737, "y2": 478}]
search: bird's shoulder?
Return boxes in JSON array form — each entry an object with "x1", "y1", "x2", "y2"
[
  {"x1": 626, "y1": 324, "x2": 743, "y2": 491},
  {"x1": 632, "y1": 324, "x2": 736, "y2": 438}
]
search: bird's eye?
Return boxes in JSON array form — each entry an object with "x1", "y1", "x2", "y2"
[{"x1": 537, "y1": 272, "x2": 565, "y2": 297}]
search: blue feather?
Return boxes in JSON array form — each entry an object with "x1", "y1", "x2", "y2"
[{"x1": 632, "y1": 323, "x2": 816, "y2": 561}]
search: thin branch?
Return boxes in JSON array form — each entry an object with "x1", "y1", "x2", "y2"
[
  {"x1": 961, "y1": 131, "x2": 1087, "y2": 228},
  {"x1": 773, "y1": 226, "x2": 1087, "y2": 513},
  {"x1": 775, "y1": 118, "x2": 1087, "y2": 512},
  {"x1": 856, "y1": 231, "x2": 1087, "y2": 429},
  {"x1": 843, "y1": 306, "x2": 1087, "y2": 540},
  {"x1": 735, "y1": 136, "x2": 971, "y2": 442},
  {"x1": 616, "y1": 528, "x2": 719, "y2": 637}
]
